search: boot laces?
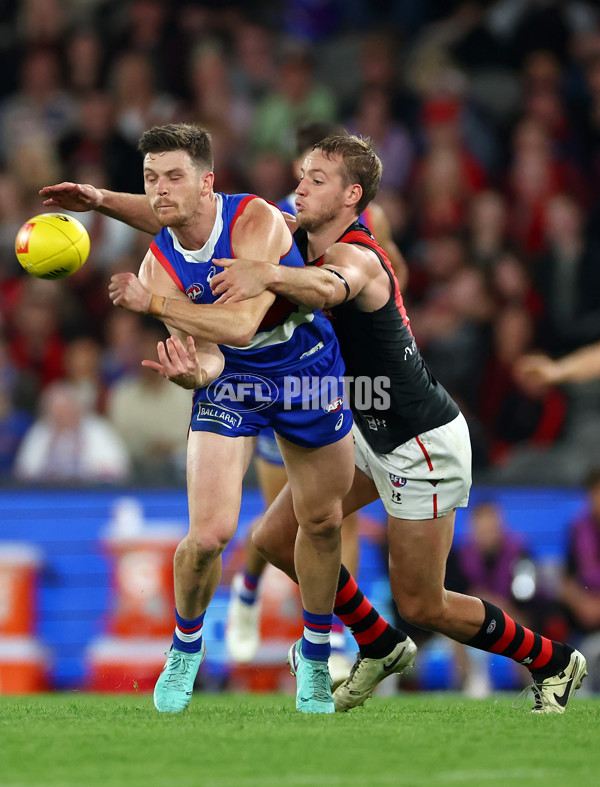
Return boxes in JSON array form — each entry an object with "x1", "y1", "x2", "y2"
[
  {"x1": 163, "y1": 651, "x2": 192, "y2": 690},
  {"x1": 310, "y1": 663, "x2": 332, "y2": 703}
]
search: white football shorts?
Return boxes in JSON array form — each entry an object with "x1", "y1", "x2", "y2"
[{"x1": 353, "y1": 412, "x2": 472, "y2": 520}]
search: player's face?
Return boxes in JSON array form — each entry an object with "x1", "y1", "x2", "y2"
[
  {"x1": 143, "y1": 150, "x2": 208, "y2": 227},
  {"x1": 295, "y1": 150, "x2": 352, "y2": 232}
]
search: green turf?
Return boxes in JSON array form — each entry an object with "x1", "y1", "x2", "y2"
[{"x1": 1, "y1": 692, "x2": 599, "y2": 787}]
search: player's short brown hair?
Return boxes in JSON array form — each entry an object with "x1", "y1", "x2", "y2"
[
  {"x1": 315, "y1": 134, "x2": 382, "y2": 214},
  {"x1": 138, "y1": 123, "x2": 214, "y2": 172}
]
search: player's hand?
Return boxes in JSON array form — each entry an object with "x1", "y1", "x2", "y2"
[
  {"x1": 108, "y1": 272, "x2": 151, "y2": 313},
  {"x1": 211, "y1": 258, "x2": 272, "y2": 303},
  {"x1": 514, "y1": 354, "x2": 560, "y2": 387},
  {"x1": 142, "y1": 335, "x2": 212, "y2": 389},
  {"x1": 39, "y1": 182, "x2": 103, "y2": 211}
]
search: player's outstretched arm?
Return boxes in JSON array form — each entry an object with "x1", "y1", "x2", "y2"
[
  {"x1": 516, "y1": 342, "x2": 600, "y2": 386},
  {"x1": 39, "y1": 182, "x2": 160, "y2": 235}
]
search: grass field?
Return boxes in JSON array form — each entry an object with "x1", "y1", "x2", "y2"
[{"x1": 1, "y1": 692, "x2": 599, "y2": 787}]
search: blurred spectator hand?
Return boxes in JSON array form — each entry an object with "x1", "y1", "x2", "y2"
[{"x1": 514, "y1": 354, "x2": 562, "y2": 388}]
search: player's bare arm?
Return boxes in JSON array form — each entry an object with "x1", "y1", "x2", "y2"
[
  {"x1": 39, "y1": 182, "x2": 160, "y2": 235},
  {"x1": 212, "y1": 241, "x2": 384, "y2": 311},
  {"x1": 109, "y1": 199, "x2": 287, "y2": 346}
]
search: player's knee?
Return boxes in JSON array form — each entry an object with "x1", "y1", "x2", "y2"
[
  {"x1": 187, "y1": 526, "x2": 233, "y2": 561},
  {"x1": 298, "y1": 507, "x2": 343, "y2": 540}
]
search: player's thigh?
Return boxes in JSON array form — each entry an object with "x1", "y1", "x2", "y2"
[
  {"x1": 187, "y1": 430, "x2": 256, "y2": 541},
  {"x1": 387, "y1": 509, "x2": 455, "y2": 605},
  {"x1": 277, "y1": 431, "x2": 355, "y2": 523},
  {"x1": 255, "y1": 455, "x2": 289, "y2": 507}
]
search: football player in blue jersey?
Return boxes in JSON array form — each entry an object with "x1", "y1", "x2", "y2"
[{"x1": 42, "y1": 123, "x2": 357, "y2": 715}]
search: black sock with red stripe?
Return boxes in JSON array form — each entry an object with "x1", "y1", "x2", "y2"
[
  {"x1": 467, "y1": 600, "x2": 571, "y2": 678},
  {"x1": 335, "y1": 564, "x2": 407, "y2": 659}
]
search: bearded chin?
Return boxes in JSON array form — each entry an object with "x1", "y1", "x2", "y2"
[{"x1": 297, "y1": 202, "x2": 340, "y2": 232}]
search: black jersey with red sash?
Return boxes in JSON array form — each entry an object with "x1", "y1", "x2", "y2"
[{"x1": 295, "y1": 221, "x2": 459, "y2": 452}]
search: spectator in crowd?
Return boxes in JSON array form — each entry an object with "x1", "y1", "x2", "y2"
[
  {"x1": 486, "y1": 251, "x2": 543, "y2": 320},
  {"x1": 410, "y1": 95, "x2": 487, "y2": 238},
  {"x1": 558, "y1": 468, "x2": 600, "y2": 646},
  {"x1": 184, "y1": 41, "x2": 253, "y2": 153},
  {"x1": 57, "y1": 91, "x2": 143, "y2": 194},
  {"x1": 346, "y1": 86, "x2": 414, "y2": 194},
  {"x1": 109, "y1": 51, "x2": 179, "y2": 146},
  {"x1": 106, "y1": 324, "x2": 192, "y2": 483},
  {"x1": 0, "y1": 330, "x2": 33, "y2": 480},
  {"x1": 251, "y1": 48, "x2": 337, "y2": 155},
  {"x1": 503, "y1": 118, "x2": 579, "y2": 259},
  {"x1": 62, "y1": 27, "x2": 107, "y2": 95},
  {"x1": 534, "y1": 193, "x2": 600, "y2": 355},
  {"x1": 7, "y1": 287, "x2": 67, "y2": 409},
  {"x1": 409, "y1": 233, "x2": 491, "y2": 412},
  {"x1": 0, "y1": 48, "x2": 76, "y2": 157},
  {"x1": 100, "y1": 310, "x2": 146, "y2": 387},
  {"x1": 479, "y1": 304, "x2": 566, "y2": 467},
  {"x1": 230, "y1": 22, "x2": 277, "y2": 104},
  {"x1": 62, "y1": 336, "x2": 108, "y2": 415},
  {"x1": 467, "y1": 190, "x2": 509, "y2": 271},
  {"x1": 0, "y1": 171, "x2": 28, "y2": 268},
  {"x1": 446, "y1": 501, "x2": 538, "y2": 697},
  {"x1": 14, "y1": 380, "x2": 130, "y2": 483},
  {"x1": 0, "y1": 386, "x2": 33, "y2": 480}
]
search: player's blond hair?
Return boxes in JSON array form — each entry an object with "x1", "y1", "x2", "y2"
[{"x1": 315, "y1": 134, "x2": 382, "y2": 214}]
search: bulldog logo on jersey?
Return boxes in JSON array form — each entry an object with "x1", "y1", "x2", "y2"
[
  {"x1": 186, "y1": 283, "x2": 205, "y2": 302},
  {"x1": 389, "y1": 474, "x2": 407, "y2": 488}
]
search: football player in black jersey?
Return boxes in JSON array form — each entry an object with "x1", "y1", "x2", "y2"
[{"x1": 210, "y1": 133, "x2": 587, "y2": 714}]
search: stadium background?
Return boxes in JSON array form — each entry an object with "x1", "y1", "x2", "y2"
[{"x1": 1, "y1": 0, "x2": 600, "y2": 695}]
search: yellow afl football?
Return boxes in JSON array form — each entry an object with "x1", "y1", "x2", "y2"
[{"x1": 15, "y1": 213, "x2": 90, "y2": 280}]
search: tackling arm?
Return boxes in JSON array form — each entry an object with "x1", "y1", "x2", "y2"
[{"x1": 212, "y1": 242, "x2": 374, "y2": 311}]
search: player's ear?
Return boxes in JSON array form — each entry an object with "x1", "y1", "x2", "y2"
[
  {"x1": 201, "y1": 171, "x2": 215, "y2": 195},
  {"x1": 346, "y1": 183, "x2": 362, "y2": 211}
]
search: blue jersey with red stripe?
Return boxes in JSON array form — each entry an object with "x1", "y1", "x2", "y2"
[{"x1": 150, "y1": 192, "x2": 337, "y2": 374}]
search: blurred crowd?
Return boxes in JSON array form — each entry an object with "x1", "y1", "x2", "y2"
[{"x1": 2, "y1": 0, "x2": 600, "y2": 485}]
